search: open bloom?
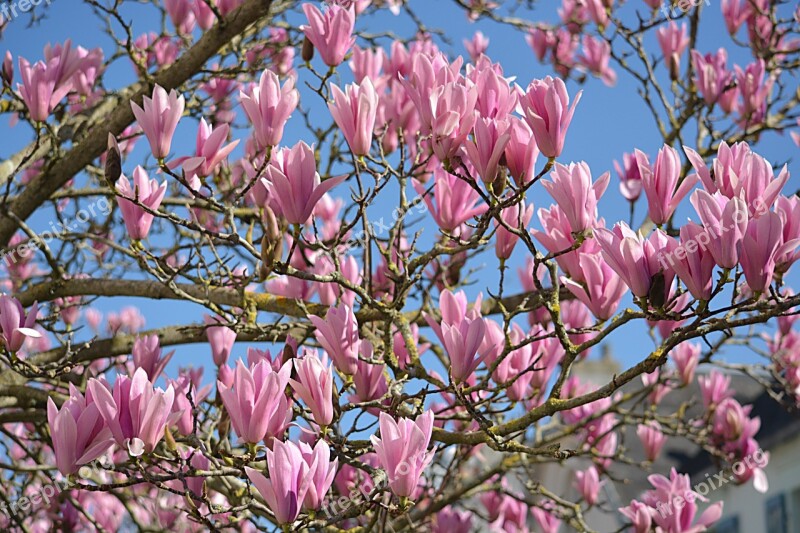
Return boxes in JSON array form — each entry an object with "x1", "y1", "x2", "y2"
[
  {"x1": 594, "y1": 222, "x2": 673, "y2": 301},
  {"x1": 245, "y1": 440, "x2": 310, "y2": 525},
  {"x1": 47, "y1": 385, "x2": 115, "y2": 476},
  {"x1": 88, "y1": 368, "x2": 177, "y2": 456},
  {"x1": 299, "y1": 439, "x2": 338, "y2": 511},
  {"x1": 173, "y1": 119, "x2": 239, "y2": 180},
  {"x1": 116, "y1": 166, "x2": 167, "y2": 241},
  {"x1": 218, "y1": 360, "x2": 292, "y2": 445},
  {"x1": 130, "y1": 84, "x2": 184, "y2": 159},
  {"x1": 309, "y1": 303, "x2": 361, "y2": 375},
  {"x1": 289, "y1": 351, "x2": 335, "y2": 428},
  {"x1": 265, "y1": 141, "x2": 346, "y2": 225},
  {"x1": 520, "y1": 76, "x2": 581, "y2": 158},
  {"x1": 0, "y1": 296, "x2": 41, "y2": 353},
  {"x1": 300, "y1": 3, "x2": 356, "y2": 67},
  {"x1": 240, "y1": 69, "x2": 299, "y2": 149},
  {"x1": 691, "y1": 49, "x2": 732, "y2": 106},
  {"x1": 577, "y1": 35, "x2": 616, "y2": 86},
  {"x1": 636, "y1": 145, "x2": 698, "y2": 226},
  {"x1": 414, "y1": 167, "x2": 488, "y2": 232},
  {"x1": 542, "y1": 161, "x2": 609, "y2": 234},
  {"x1": 328, "y1": 77, "x2": 379, "y2": 156},
  {"x1": 690, "y1": 189, "x2": 748, "y2": 270},
  {"x1": 371, "y1": 411, "x2": 435, "y2": 498},
  {"x1": 574, "y1": 466, "x2": 603, "y2": 506},
  {"x1": 561, "y1": 252, "x2": 627, "y2": 321}
]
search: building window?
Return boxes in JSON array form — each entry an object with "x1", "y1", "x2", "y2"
[
  {"x1": 766, "y1": 494, "x2": 787, "y2": 533},
  {"x1": 712, "y1": 516, "x2": 739, "y2": 533}
]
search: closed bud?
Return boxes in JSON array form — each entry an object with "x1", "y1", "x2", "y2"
[
  {"x1": 302, "y1": 36, "x2": 315, "y2": 62},
  {"x1": 104, "y1": 133, "x2": 122, "y2": 188}
]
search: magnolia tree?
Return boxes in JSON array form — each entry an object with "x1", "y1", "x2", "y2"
[{"x1": 0, "y1": 0, "x2": 798, "y2": 531}]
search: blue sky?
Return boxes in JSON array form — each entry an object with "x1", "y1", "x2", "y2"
[{"x1": 1, "y1": 0, "x2": 797, "y2": 388}]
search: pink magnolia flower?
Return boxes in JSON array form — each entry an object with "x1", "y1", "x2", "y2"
[
  {"x1": 328, "y1": 77, "x2": 379, "y2": 156},
  {"x1": 413, "y1": 167, "x2": 488, "y2": 232},
  {"x1": 441, "y1": 316, "x2": 486, "y2": 384},
  {"x1": 526, "y1": 26, "x2": 556, "y2": 62},
  {"x1": 665, "y1": 223, "x2": 715, "y2": 301},
  {"x1": 309, "y1": 303, "x2": 361, "y2": 375},
  {"x1": 289, "y1": 350, "x2": 335, "y2": 428},
  {"x1": 169, "y1": 372, "x2": 211, "y2": 436},
  {"x1": 671, "y1": 342, "x2": 700, "y2": 386},
  {"x1": 698, "y1": 370, "x2": 732, "y2": 408},
  {"x1": 239, "y1": 69, "x2": 299, "y2": 149},
  {"x1": 574, "y1": 466, "x2": 604, "y2": 506},
  {"x1": 532, "y1": 204, "x2": 600, "y2": 282},
  {"x1": 594, "y1": 222, "x2": 673, "y2": 300},
  {"x1": 16, "y1": 58, "x2": 62, "y2": 122},
  {"x1": 349, "y1": 46, "x2": 386, "y2": 85},
  {"x1": 164, "y1": 0, "x2": 195, "y2": 34},
  {"x1": 775, "y1": 195, "x2": 800, "y2": 273},
  {"x1": 741, "y1": 212, "x2": 800, "y2": 293},
  {"x1": 131, "y1": 334, "x2": 174, "y2": 382},
  {"x1": 691, "y1": 49, "x2": 732, "y2": 107},
  {"x1": 265, "y1": 141, "x2": 346, "y2": 225},
  {"x1": 0, "y1": 296, "x2": 41, "y2": 353},
  {"x1": 614, "y1": 151, "x2": 643, "y2": 201},
  {"x1": 635, "y1": 144, "x2": 698, "y2": 226},
  {"x1": 562, "y1": 252, "x2": 627, "y2": 320},
  {"x1": 350, "y1": 341, "x2": 389, "y2": 406},
  {"x1": 299, "y1": 439, "x2": 338, "y2": 511},
  {"x1": 542, "y1": 161, "x2": 609, "y2": 234},
  {"x1": 218, "y1": 360, "x2": 292, "y2": 444},
  {"x1": 244, "y1": 440, "x2": 311, "y2": 524},
  {"x1": 656, "y1": 21, "x2": 689, "y2": 78},
  {"x1": 87, "y1": 368, "x2": 177, "y2": 456},
  {"x1": 47, "y1": 385, "x2": 114, "y2": 476},
  {"x1": 434, "y1": 506, "x2": 473, "y2": 533},
  {"x1": 577, "y1": 35, "x2": 616, "y2": 86},
  {"x1": 371, "y1": 410, "x2": 435, "y2": 498},
  {"x1": 495, "y1": 199, "x2": 534, "y2": 260},
  {"x1": 637, "y1": 421, "x2": 667, "y2": 462},
  {"x1": 690, "y1": 189, "x2": 748, "y2": 269},
  {"x1": 427, "y1": 80, "x2": 478, "y2": 163},
  {"x1": 116, "y1": 166, "x2": 167, "y2": 241},
  {"x1": 300, "y1": 3, "x2": 356, "y2": 67},
  {"x1": 130, "y1": 85, "x2": 184, "y2": 159},
  {"x1": 642, "y1": 468, "x2": 724, "y2": 532},
  {"x1": 191, "y1": 0, "x2": 217, "y2": 29},
  {"x1": 203, "y1": 315, "x2": 236, "y2": 367},
  {"x1": 735, "y1": 59, "x2": 773, "y2": 126},
  {"x1": 721, "y1": 0, "x2": 749, "y2": 35},
  {"x1": 464, "y1": 31, "x2": 489, "y2": 62},
  {"x1": 684, "y1": 142, "x2": 788, "y2": 213},
  {"x1": 619, "y1": 500, "x2": 652, "y2": 533},
  {"x1": 172, "y1": 119, "x2": 239, "y2": 180},
  {"x1": 464, "y1": 117, "x2": 511, "y2": 185},
  {"x1": 503, "y1": 117, "x2": 540, "y2": 187},
  {"x1": 532, "y1": 505, "x2": 562, "y2": 533},
  {"x1": 520, "y1": 76, "x2": 582, "y2": 158}
]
